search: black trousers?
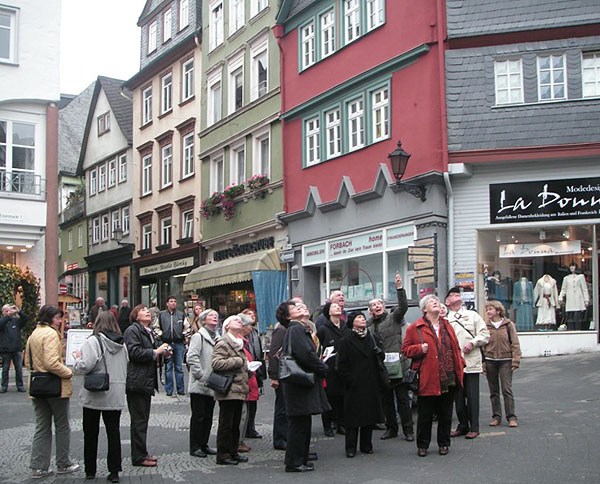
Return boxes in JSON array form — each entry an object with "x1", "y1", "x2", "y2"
[
  {"x1": 190, "y1": 394, "x2": 215, "y2": 453},
  {"x1": 454, "y1": 373, "x2": 480, "y2": 433},
  {"x1": 273, "y1": 386, "x2": 288, "y2": 449},
  {"x1": 216, "y1": 400, "x2": 243, "y2": 461},
  {"x1": 126, "y1": 392, "x2": 152, "y2": 465},
  {"x1": 83, "y1": 407, "x2": 122, "y2": 475},
  {"x1": 383, "y1": 380, "x2": 414, "y2": 435},
  {"x1": 416, "y1": 387, "x2": 455, "y2": 449},
  {"x1": 322, "y1": 392, "x2": 344, "y2": 430},
  {"x1": 345, "y1": 426, "x2": 373, "y2": 453},
  {"x1": 285, "y1": 414, "x2": 312, "y2": 467},
  {"x1": 246, "y1": 400, "x2": 258, "y2": 436}
]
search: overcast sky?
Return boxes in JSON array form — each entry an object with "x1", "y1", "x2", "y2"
[{"x1": 60, "y1": 0, "x2": 146, "y2": 95}]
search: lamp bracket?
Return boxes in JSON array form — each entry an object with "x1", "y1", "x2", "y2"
[{"x1": 394, "y1": 181, "x2": 426, "y2": 202}]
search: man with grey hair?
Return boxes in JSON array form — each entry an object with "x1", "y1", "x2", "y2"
[
  {"x1": 118, "y1": 299, "x2": 132, "y2": 333},
  {"x1": 315, "y1": 290, "x2": 347, "y2": 330},
  {"x1": 88, "y1": 297, "x2": 107, "y2": 327},
  {"x1": 367, "y1": 273, "x2": 414, "y2": 441},
  {"x1": 0, "y1": 304, "x2": 27, "y2": 393}
]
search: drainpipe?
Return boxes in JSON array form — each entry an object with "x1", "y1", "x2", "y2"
[
  {"x1": 444, "y1": 172, "x2": 454, "y2": 290},
  {"x1": 273, "y1": 24, "x2": 287, "y2": 214}
]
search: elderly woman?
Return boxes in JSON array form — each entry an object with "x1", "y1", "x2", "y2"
[
  {"x1": 123, "y1": 305, "x2": 171, "y2": 467},
  {"x1": 212, "y1": 315, "x2": 249, "y2": 465},
  {"x1": 281, "y1": 300, "x2": 330, "y2": 473},
  {"x1": 73, "y1": 311, "x2": 128, "y2": 482},
  {"x1": 483, "y1": 300, "x2": 521, "y2": 428},
  {"x1": 187, "y1": 309, "x2": 219, "y2": 458},
  {"x1": 337, "y1": 313, "x2": 384, "y2": 458},
  {"x1": 26, "y1": 305, "x2": 80, "y2": 479},
  {"x1": 241, "y1": 308, "x2": 264, "y2": 440},
  {"x1": 401, "y1": 295, "x2": 464, "y2": 457}
]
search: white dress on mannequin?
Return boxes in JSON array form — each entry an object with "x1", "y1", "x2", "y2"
[{"x1": 534, "y1": 274, "x2": 558, "y2": 326}]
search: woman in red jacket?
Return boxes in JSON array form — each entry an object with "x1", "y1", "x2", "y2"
[{"x1": 401, "y1": 295, "x2": 464, "y2": 457}]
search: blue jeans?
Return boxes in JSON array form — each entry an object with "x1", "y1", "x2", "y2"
[
  {"x1": 164, "y1": 342, "x2": 185, "y2": 395},
  {"x1": 1, "y1": 351, "x2": 24, "y2": 390}
]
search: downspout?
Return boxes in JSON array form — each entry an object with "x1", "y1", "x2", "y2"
[
  {"x1": 436, "y1": 0, "x2": 452, "y2": 290},
  {"x1": 273, "y1": 24, "x2": 287, "y2": 214}
]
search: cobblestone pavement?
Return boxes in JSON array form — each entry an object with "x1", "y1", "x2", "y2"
[{"x1": 1, "y1": 352, "x2": 599, "y2": 483}]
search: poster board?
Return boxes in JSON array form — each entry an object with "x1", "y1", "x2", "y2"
[{"x1": 65, "y1": 329, "x2": 93, "y2": 366}]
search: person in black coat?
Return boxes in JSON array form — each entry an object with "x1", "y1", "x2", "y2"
[
  {"x1": 316, "y1": 302, "x2": 349, "y2": 436},
  {"x1": 337, "y1": 313, "x2": 385, "y2": 457},
  {"x1": 117, "y1": 300, "x2": 132, "y2": 334},
  {"x1": 280, "y1": 300, "x2": 330, "y2": 473},
  {"x1": 0, "y1": 304, "x2": 27, "y2": 392},
  {"x1": 123, "y1": 305, "x2": 171, "y2": 467}
]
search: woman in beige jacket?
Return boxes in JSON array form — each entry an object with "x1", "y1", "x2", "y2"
[{"x1": 25, "y1": 305, "x2": 80, "y2": 479}]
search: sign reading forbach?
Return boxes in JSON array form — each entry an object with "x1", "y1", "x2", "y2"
[{"x1": 489, "y1": 177, "x2": 600, "y2": 224}]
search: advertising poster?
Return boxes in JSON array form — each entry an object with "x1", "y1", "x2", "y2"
[
  {"x1": 454, "y1": 272, "x2": 475, "y2": 303},
  {"x1": 65, "y1": 329, "x2": 93, "y2": 366}
]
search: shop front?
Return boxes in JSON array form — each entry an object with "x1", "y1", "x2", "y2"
[{"x1": 86, "y1": 247, "x2": 132, "y2": 310}]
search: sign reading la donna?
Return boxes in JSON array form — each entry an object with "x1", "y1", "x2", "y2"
[{"x1": 490, "y1": 177, "x2": 600, "y2": 224}]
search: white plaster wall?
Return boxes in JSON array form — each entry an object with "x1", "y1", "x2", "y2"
[{"x1": 519, "y1": 332, "x2": 600, "y2": 358}]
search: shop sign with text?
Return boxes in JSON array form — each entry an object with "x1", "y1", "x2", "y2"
[
  {"x1": 328, "y1": 230, "x2": 383, "y2": 261},
  {"x1": 140, "y1": 256, "x2": 195, "y2": 277},
  {"x1": 499, "y1": 240, "x2": 581, "y2": 258}
]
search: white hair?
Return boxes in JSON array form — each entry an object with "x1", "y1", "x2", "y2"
[
  {"x1": 419, "y1": 295, "x2": 440, "y2": 312},
  {"x1": 368, "y1": 298, "x2": 384, "y2": 308},
  {"x1": 223, "y1": 315, "x2": 241, "y2": 332},
  {"x1": 329, "y1": 290, "x2": 344, "y2": 300}
]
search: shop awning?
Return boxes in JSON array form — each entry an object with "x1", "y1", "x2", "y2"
[{"x1": 183, "y1": 248, "x2": 284, "y2": 291}]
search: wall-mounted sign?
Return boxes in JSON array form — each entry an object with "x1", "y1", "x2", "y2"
[
  {"x1": 386, "y1": 225, "x2": 415, "y2": 249},
  {"x1": 328, "y1": 230, "x2": 383, "y2": 261},
  {"x1": 303, "y1": 242, "x2": 326, "y2": 266},
  {"x1": 279, "y1": 249, "x2": 295, "y2": 263},
  {"x1": 213, "y1": 237, "x2": 274, "y2": 261},
  {"x1": 140, "y1": 256, "x2": 195, "y2": 277},
  {"x1": 490, "y1": 177, "x2": 600, "y2": 224},
  {"x1": 499, "y1": 240, "x2": 582, "y2": 258}
]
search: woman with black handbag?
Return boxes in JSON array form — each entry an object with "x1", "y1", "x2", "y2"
[
  {"x1": 26, "y1": 305, "x2": 80, "y2": 479},
  {"x1": 73, "y1": 311, "x2": 128, "y2": 482}
]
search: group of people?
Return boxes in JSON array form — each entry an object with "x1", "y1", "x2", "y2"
[{"x1": 12, "y1": 279, "x2": 521, "y2": 479}]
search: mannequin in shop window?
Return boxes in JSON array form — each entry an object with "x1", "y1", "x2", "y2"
[
  {"x1": 559, "y1": 264, "x2": 590, "y2": 331},
  {"x1": 487, "y1": 271, "x2": 510, "y2": 311},
  {"x1": 512, "y1": 276, "x2": 534, "y2": 331},
  {"x1": 534, "y1": 274, "x2": 559, "y2": 330}
]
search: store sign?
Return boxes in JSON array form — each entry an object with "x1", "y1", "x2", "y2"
[
  {"x1": 303, "y1": 242, "x2": 326, "y2": 266},
  {"x1": 140, "y1": 256, "x2": 195, "y2": 277},
  {"x1": 213, "y1": 237, "x2": 275, "y2": 261},
  {"x1": 386, "y1": 225, "x2": 415, "y2": 249},
  {"x1": 499, "y1": 240, "x2": 581, "y2": 258},
  {"x1": 328, "y1": 230, "x2": 383, "y2": 261},
  {"x1": 490, "y1": 177, "x2": 600, "y2": 224}
]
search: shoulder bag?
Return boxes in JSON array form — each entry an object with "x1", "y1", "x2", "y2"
[
  {"x1": 28, "y1": 345, "x2": 62, "y2": 399},
  {"x1": 369, "y1": 332, "x2": 390, "y2": 390},
  {"x1": 205, "y1": 371, "x2": 234, "y2": 394},
  {"x1": 404, "y1": 327, "x2": 423, "y2": 394},
  {"x1": 84, "y1": 335, "x2": 110, "y2": 392},
  {"x1": 278, "y1": 331, "x2": 315, "y2": 388}
]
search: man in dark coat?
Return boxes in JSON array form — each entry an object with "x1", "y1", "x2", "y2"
[
  {"x1": 118, "y1": 299, "x2": 132, "y2": 334},
  {"x1": 88, "y1": 297, "x2": 108, "y2": 327},
  {"x1": 268, "y1": 303, "x2": 290, "y2": 450},
  {"x1": 0, "y1": 304, "x2": 27, "y2": 392},
  {"x1": 153, "y1": 296, "x2": 186, "y2": 396}
]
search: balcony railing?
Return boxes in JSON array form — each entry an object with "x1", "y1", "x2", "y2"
[
  {"x1": 62, "y1": 199, "x2": 85, "y2": 223},
  {"x1": 0, "y1": 170, "x2": 44, "y2": 196}
]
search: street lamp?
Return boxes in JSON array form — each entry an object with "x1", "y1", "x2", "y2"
[
  {"x1": 388, "y1": 141, "x2": 426, "y2": 202},
  {"x1": 112, "y1": 226, "x2": 135, "y2": 250}
]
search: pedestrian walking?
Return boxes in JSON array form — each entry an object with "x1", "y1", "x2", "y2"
[
  {"x1": 88, "y1": 297, "x2": 107, "y2": 328},
  {"x1": 0, "y1": 303, "x2": 27, "y2": 393}
]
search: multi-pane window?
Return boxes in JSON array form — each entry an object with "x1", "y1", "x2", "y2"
[
  {"x1": 182, "y1": 133, "x2": 194, "y2": 178},
  {"x1": 89, "y1": 168, "x2": 97, "y2": 195},
  {"x1": 582, "y1": 52, "x2": 600, "y2": 98},
  {"x1": 207, "y1": 72, "x2": 222, "y2": 126},
  {"x1": 98, "y1": 164, "x2": 106, "y2": 191},
  {"x1": 101, "y1": 214, "x2": 109, "y2": 241},
  {"x1": 251, "y1": 40, "x2": 268, "y2": 100},
  {"x1": 142, "y1": 223, "x2": 152, "y2": 250},
  {"x1": 163, "y1": 8, "x2": 172, "y2": 42},
  {"x1": 0, "y1": 121, "x2": 36, "y2": 192},
  {"x1": 122, "y1": 206, "x2": 130, "y2": 235},
  {"x1": 148, "y1": 20, "x2": 158, "y2": 54},
  {"x1": 344, "y1": 0, "x2": 360, "y2": 44},
  {"x1": 230, "y1": 144, "x2": 246, "y2": 185},
  {"x1": 372, "y1": 87, "x2": 389, "y2": 142},
  {"x1": 320, "y1": 10, "x2": 335, "y2": 59},
  {"x1": 68, "y1": 230, "x2": 73, "y2": 251},
  {"x1": 182, "y1": 59, "x2": 194, "y2": 101},
  {"x1": 209, "y1": 0, "x2": 224, "y2": 51},
  {"x1": 348, "y1": 98, "x2": 364, "y2": 151},
  {"x1": 251, "y1": 0, "x2": 268, "y2": 18},
  {"x1": 325, "y1": 108, "x2": 341, "y2": 159},
  {"x1": 108, "y1": 158, "x2": 116, "y2": 187},
  {"x1": 161, "y1": 72, "x2": 173, "y2": 113},
  {"x1": 92, "y1": 217, "x2": 100, "y2": 243},
  {"x1": 301, "y1": 22, "x2": 315, "y2": 69},
  {"x1": 495, "y1": 59, "x2": 523, "y2": 105},
  {"x1": 367, "y1": 0, "x2": 384, "y2": 31},
  {"x1": 537, "y1": 54, "x2": 566, "y2": 101},
  {"x1": 97, "y1": 112, "x2": 110, "y2": 135},
  {"x1": 118, "y1": 154, "x2": 127, "y2": 183},
  {"x1": 161, "y1": 144, "x2": 173, "y2": 188},
  {"x1": 111, "y1": 210, "x2": 120, "y2": 236},
  {"x1": 160, "y1": 217, "x2": 172, "y2": 246},
  {"x1": 230, "y1": 0, "x2": 244, "y2": 36},
  {"x1": 0, "y1": 8, "x2": 17, "y2": 62},
  {"x1": 182, "y1": 210, "x2": 194, "y2": 239},
  {"x1": 78, "y1": 225, "x2": 83, "y2": 247},
  {"x1": 179, "y1": 0, "x2": 189, "y2": 30},
  {"x1": 142, "y1": 154, "x2": 152, "y2": 195},
  {"x1": 253, "y1": 131, "x2": 270, "y2": 177},
  {"x1": 211, "y1": 155, "x2": 224, "y2": 193},
  {"x1": 305, "y1": 117, "x2": 320, "y2": 166},
  {"x1": 142, "y1": 86, "x2": 152, "y2": 124}
]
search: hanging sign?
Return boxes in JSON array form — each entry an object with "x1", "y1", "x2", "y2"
[{"x1": 499, "y1": 240, "x2": 582, "y2": 258}]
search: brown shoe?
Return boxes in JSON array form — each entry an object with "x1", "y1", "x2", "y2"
[
  {"x1": 489, "y1": 419, "x2": 501, "y2": 427},
  {"x1": 237, "y1": 443, "x2": 251, "y2": 453},
  {"x1": 133, "y1": 459, "x2": 157, "y2": 467},
  {"x1": 417, "y1": 448, "x2": 427, "y2": 457},
  {"x1": 508, "y1": 419, "x2": 518, "y2": 427},
  {"x1": 439, "y1": 446, "x2": 449, "y2": 456},
  {"x1": 450, "y1": 429, "x2": 467, "y2": 438},
  {"x1": 146, "y1": 456, "x2": 158, "y2": 462},
  {"x1": 465, "y1": 431, "x2": 480, "y2": 439}
]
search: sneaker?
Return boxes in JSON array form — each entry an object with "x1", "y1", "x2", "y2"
[
  {"x1": 56, "y1": 463, "x2": 81, "y2": 474},
  {"x1": 32, "y1": 469, "x2": 54, "y2": 479}
]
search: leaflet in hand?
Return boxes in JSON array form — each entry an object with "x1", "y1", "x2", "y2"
[
  {"x1": 248, "y1": 361, "x2": 263, "y2": 372},
  {"x1": 323, "y1": 346, "x2": 336, "y2": 362},
  {"x1": 384, "y1": 352, "x2": 400, "y2": 363}
]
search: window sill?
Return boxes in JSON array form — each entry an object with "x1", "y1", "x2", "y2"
[
  {"x1": 159, "y1": 184, "x2": 173, "y2": 192},
  {"x1": 140, "y1": 192, "x2": 152, "y2": 199},
  {"x1": 156, "y1": 243, "x2": 171, "y2": 252},
  {"x1": 491, "y1": 96, "x2": 600, "y2": 109},
  {"x1": 179, "y1": 95, "x2": 195, "y2": 108},
  {"x1": 158, "y1": 109, "x2": 173, "y2": 120},
  {"x1": 227, "y1": 26, "x2": 245, "y2": 42},
  {"x1": 140, "y1": 121, "x2": 153, "y2": 131},
  {"x1": 179, "y1": 173, "x2": 195, "y2": 183},
  {"x1": 0, "y1": 59, "x2": 18, "y2": 66},
  {"x1": 138, "y1": 248, "x2": 151, "y2": 256},
  {"x1": 249, "y1": 6, "x2": 269, "y2": 24},
  {"x1": 177, "y1": 237, "x2": 193, "y2": 246}
]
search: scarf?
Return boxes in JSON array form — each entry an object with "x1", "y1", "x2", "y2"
[
  {"x1": 425, "y1": 317, "x2": 456, "y2": 393},
  {"x1": 228, "y1": 333, "x2": 244, "y2": 349},
  {"x1": 352, "y1": 327, "x2": 368, "y2": 338}
]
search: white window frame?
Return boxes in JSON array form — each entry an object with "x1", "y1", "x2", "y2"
[
  {"x1": 582, "y1": 51, "x2": 600, "y2": 98},
  {"x1": 78, "y1": 224, "x2": 83, "y2": 247},
  {"x1": 142, "y1": 154, "x2": 152, "y2": 195},
  {"x1": 161, "y1": 144, "x2": 173, "y2": 188},
  {"x1": 98, "y1": 164, "x2": 106, "y2": 192},
  {"x1": 0, "y1": 7, "x2": 18, "y2": 63},
  {"x1": 108, "y1": 158, "x2": 116, "y2": 187},
  {"x1": 320, "y1": 9, "x2": 335, "y2": 59},
  {"x1": 68, "y1": 230, "x2": 73, "y2": 251},
  {"x1": 494, "y1": 58, "x2": 524, "y2": 105},
  {"x1": 101, "y1": 213, "x2": 110, "y2": 242},
  {"x1": 179, "y1": 0, "x2": 189, "y2": 30},
  {"x1": 160, "y1": 217, "x2": 172, "y2": 246},
  {"x1": 347, "y1": 97, "x2": 364, "y2": 151},
  {"x1": 344, "y1": 0, "x2": 360, "y2": 44},
  {"x1": 301, "y1": 21, "x2": 315, "y2": 70},
  {"x1": 305, "y1": 116, "x2": 320, "y2": 166},
  {"x1": 182, "y1": 132, "x2": 195, "y2": 178},
  {"x1": 537, "y1": 53, "x2": 567, "y2": 101},
  {"x1": 97, "y1": 112, "x2": 110, "y2": 136},
  {"x1": 207, "y1": 68, "x2": 223, "y2": 126},
  {"x1": 142, "y1": 86, "x2": 152, "y2": 125},
  {"x1": 230, "y1": 141, "x2": 246, "y2": 185},
  {"x1": 252, "y1": 127, "x2": 270, "y2": 177},
  {"x1": 142, "y1": 223, "x2": 152, "y2": 250},
  {"x1": 111, "y1": 210, "x2": 120, "y2": 236},
  {"x1": 366, "y1": 0, "x2": 384, "y2": 32},
  {"x1": 209, "y1": 0, "x2": 224, "y2": 51},
  {"x1": 182, "y1": 210, "x2": 194, "y2": 239},
  {"x1": 182, "y1": 58, "x2": 194, "y2": 101},
  {"x1": 118, "y1": 153, "x2": 127, "y2": 183},
  {"x1": 122, "y1": 206, "x2": 130, "y2": 235},
  {"x1": 148, "y1": 19, "x2": 158, "y2": 54},
  {"x1": 325, "y1": 108, "x2": 341, "y2": 159},
  {"x1": 250, "y1": 36, "x2": 268, "y2": 101},
  {"x1": 371, "y1": 87, "x2": 389, "y2": 142},
  {"x1": 210, "y1": 153, "x2": 225, "y2": 193},
  {"x1": 0, "y1": 120, "x2": 36, "y2": 186},
  {"x1": 89, "y1": 168, "x2": 97, "y2": 196},
  {"x1": 250, "y1": 0, "x2": 268, "y2": 18},
  {"x1": 92, "y1": 217, "x2": 100, "y2": 244},
  {"x1": 228, "y1": 52, "x2": 244, "y2": 114},
  {"x1": 229, "y1": 0, "x2": 244, "y2": 36},
  {"x1": 161, "y1": 72, "x2": 173, "y2": 114},
  {"x1": 163, "y1": 8, "x2": 172, "y2": 43}
]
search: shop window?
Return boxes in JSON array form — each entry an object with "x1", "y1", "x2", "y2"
[{"x1": 330, "y1": 253, "x2": 383, "y2": 304}]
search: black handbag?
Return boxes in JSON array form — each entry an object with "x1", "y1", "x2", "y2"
[
  {"x1": 84, "y1": 335, "x2": 110, "y2": 392},
  {"x1": 28, "y1": 346, "x2": 62, "y2": 398},
  {"x1": 406, "y1": 327, "x2": 424, "y2": 394},
  {"x1": 205, "y1": 371, "x2": 234, "y2": 394},
  {"x1": 278, "y1": 333, "x2": 315, "y2": 388},
  {"x1": 369, "y1": 332, "x2": 390, "y2": 390}
]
